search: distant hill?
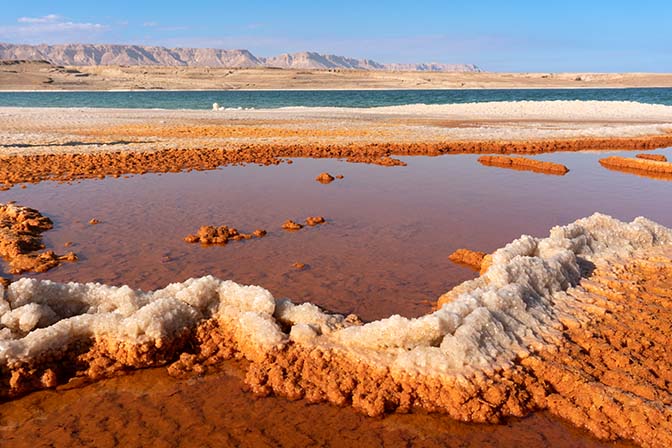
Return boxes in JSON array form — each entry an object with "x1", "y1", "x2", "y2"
[{"x1": 0, "y1": 43, "x2": 481, "y2": 72}]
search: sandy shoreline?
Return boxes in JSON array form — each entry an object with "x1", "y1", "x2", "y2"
[{"x1": 2, "y1": 85, "x2": 671, "y2": 93}]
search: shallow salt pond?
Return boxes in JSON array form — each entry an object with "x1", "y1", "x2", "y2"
[
  {"x1": 1, "y1": 148, "x2": 670, "y2": 447},
  {"x1": 2, "y1": 149, "x2": 671, "y2": 320}
]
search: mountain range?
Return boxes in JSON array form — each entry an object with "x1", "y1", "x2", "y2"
[{"x1": 0, "y1": 43, "x2": 481, "y2": 72}]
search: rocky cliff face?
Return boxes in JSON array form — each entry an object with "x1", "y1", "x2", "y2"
[{"x1": 0, "y1": 43, "x2": 481, "y2": 72}]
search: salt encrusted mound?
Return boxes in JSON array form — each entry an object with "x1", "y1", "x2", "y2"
[{"x1": 1, "y1": 213, "x2": 671, "y2": 447}]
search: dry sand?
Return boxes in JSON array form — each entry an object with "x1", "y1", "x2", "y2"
[{"x1": 2, "y1": 61, "x2": 672, "y2": 90}]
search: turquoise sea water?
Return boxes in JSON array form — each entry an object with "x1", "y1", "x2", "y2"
[{"x1": 0, "y1": 88, "x2": 671, "y2": 109}]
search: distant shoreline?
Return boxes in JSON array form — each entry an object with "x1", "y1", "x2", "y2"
[
  {"x1": 3, "y1": 83, "x2": 672, "y2": 94},
  {"x1": 2, "y1": 61, "x2": 672, "y2": 91},
  {"x1": 3, "y1": 85, "x2": 672, "y2": 93}
]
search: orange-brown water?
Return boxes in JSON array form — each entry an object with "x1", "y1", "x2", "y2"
[
  {"x1": 0, "y1": 361, "x2": 636, "y2": 448},
  {"x1": 1, "y1": 149, "x2": 670, "y2": 447}
]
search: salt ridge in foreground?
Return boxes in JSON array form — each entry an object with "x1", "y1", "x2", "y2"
[{"x1": 1, "y1": 214, "x2": 671, "y2": 447}]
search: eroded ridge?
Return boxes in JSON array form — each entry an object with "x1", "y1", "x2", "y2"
[
  {"x1": 478, "y1": 155, "x2": 569, "y2": 175},
  {"x1": 1, "y1": 214, "x2": 671, "y2": 447},
  {"x1": 0, "y1": 203, "x2": 77, "y2": 274}
]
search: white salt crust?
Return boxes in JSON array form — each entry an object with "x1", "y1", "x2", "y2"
[{"x1": 1, "y1": 213, "x2": 670, "y2": 375}]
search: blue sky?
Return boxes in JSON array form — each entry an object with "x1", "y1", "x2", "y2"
[{"x1": 0, "y1": 1, "x2": 670, "y2": 72}]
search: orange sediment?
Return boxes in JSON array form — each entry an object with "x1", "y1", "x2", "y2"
[
  {"x1": 315, "y1": 172, "x2": 335, "y2": 184},
  {"x1": 184, "y1": 225, "x2": 266, "y2": 245},
  {"x1": 599, "y1": 156, "x2": 672, "y2": 180},
  {"x1": 3, "y1": 133, "x2": 672, "y2": 189},
  {"x1": 79, "y1": 124, "x2": 387, "y2": 139},
  {"x1": 478, "y1": 155, "x2": 569, "y2": 175},
  {"x1": 281, "y1": 220, "x2": 303, "y2": 230},
  {"x1": 0, "y1": 203, "x2": 77, "y2": 274},
  {"x1": 636, "y1": 153, "x2": 668, "y2": 162},
  {"x1": 305, "y1": 216, "x2": 326, "y2": 226},
  {"x1": 447, "y1": 248, "x2": 487, "y2": 271}
]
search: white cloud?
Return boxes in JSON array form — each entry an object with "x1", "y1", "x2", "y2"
[
  {"x1": 0, "y1": 14, "x2": 109, "y2": 42},
  {"x1": 143, "y1": 21, "x2": 159, "y2": 27},
  {"x1": 17, "y1": 14, "x2": 62, "y2": 24}
]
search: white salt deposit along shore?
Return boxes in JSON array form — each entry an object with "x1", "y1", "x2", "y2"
[
  {"x1": 5, "y1": 100, "x2": 672, "y2": 125},
  {"x1": 1, "y1": 214, "x2": 672, "y2": 447},
  {"x1": 2, "y1": 101, "x2": 672, "y2": 157},
  {"x1": 0, "y1": 212, "x2": 668, "y2": 377},
  {"x1": 225, "y1": 100, "x2": 672, "y2": 121}
]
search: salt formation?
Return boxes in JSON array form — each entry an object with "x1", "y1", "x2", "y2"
[
  {"x1": 0, "y1": 203, "x2": 77, "y2": 274},
  {"x1": 1, "y1": 214, "x2": 671, "y2": 447}
]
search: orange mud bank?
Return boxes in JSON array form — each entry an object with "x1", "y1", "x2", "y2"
[
  {"x1": 478, "y1": 155, "x2": 570, "y2": 175},
  {"x1": 0, "y1": 363, "x2": 633, "y2": 448},
  {"x1": 600, "y1": 156, "x2": 672, "y2": 181},
  {"x1": 2, "y1": 134, "x2": 672, "y2": 189},
  {"x1": 246, "y1": 246, "x2": 672, "y2": 448},
  {"x1": 636, "y1": 153, "x2": 668, "y2": 162}
]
